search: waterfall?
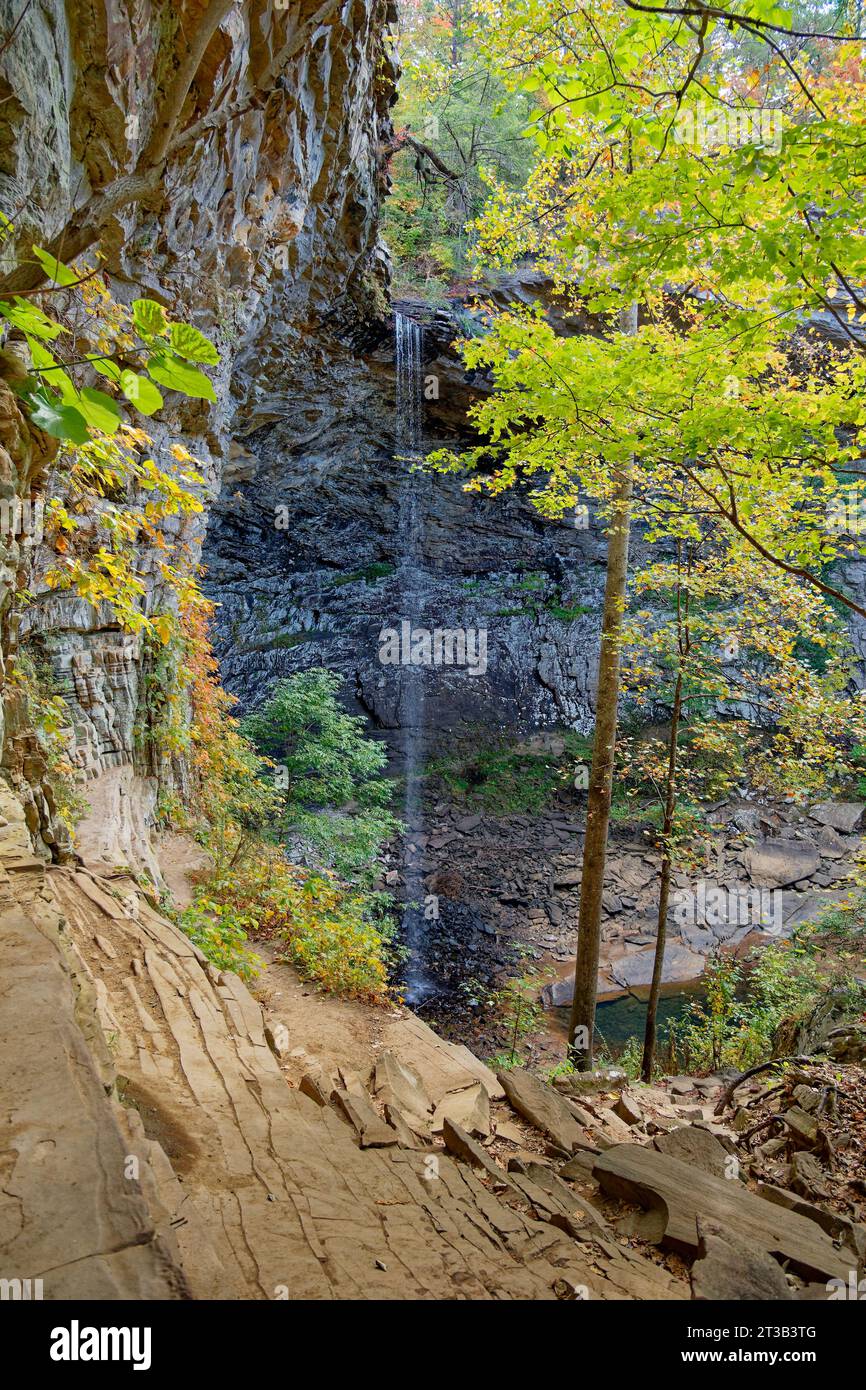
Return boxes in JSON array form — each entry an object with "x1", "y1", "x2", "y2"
[
  {"x1": 394, "y1": 312, "x2": 430, "y2": 1002},
  {"x1": 396, "y1": 311, "x2": 423, "y2": 458}
]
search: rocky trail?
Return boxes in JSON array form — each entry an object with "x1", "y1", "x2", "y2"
[{"x1": 3, "y1": 781, "x2": 863, "y2": 1303}]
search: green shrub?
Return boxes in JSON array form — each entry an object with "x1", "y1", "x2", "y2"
[
  {"x1": 177, "y1": 897, "x2": 263, "y2": 981},
  {"x1": 242, "y1": 669, "x2": 400, "y2": 885},
  {"x1": 427, "y1": 742, "x2": 561, "y2": 813}
]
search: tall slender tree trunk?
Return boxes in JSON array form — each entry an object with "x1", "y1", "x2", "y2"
[
  {"x1": 568, "y1": 301, "x2": 637, "y2": 1068},
  {"x1": 641, "y1": 669, "x2": 683, "y2": 1081}
]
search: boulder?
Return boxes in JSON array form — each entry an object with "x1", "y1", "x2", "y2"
[
  {"x1": 577, "y1": 1101, "x2": 637, "y2": 1145},
  {"x1": 825, "y1": 1025, "x2": 866, "y2": 1063},
  {"x1": 553, "y1": 1069, "x2": 627, "y2": 1098},
  {"x1": 441, "y1": 1117, "x2": 508, "y2": 1182},
  {"x1": 330, "y1": 1089, "x2": 398, "y2": 1149},
  {"x1": 810, "y1": 800, "x2": 864, "y2": 834},
  {"x1": 540, "y1": 976, "x2": 574, "y2": 1009},
  {"x1": 653, "y1": 1125, "x2": 730, "y2": 1179},
  {"x1": 498, "y1": 1068, "x2": 590, "y2": 1153},
  {"x1": 298, "y1": 1070, "x2": 331, "y2": 1107},
  {"x1": 611, "y1": 943, "x2": 704, "y2": 990},
  {"x1": 782, "y1": 1105, "x2": 821, "y2": 1149},
  {"x1": 789, "y1": 1151, "x2": 830, "y2": 1200},
  {"x1": 817, "y1": 823, "x2": 847, "y2": 858},
  {"x1": 668, "y1": 1076, "x2": 697, "y2": 1096},
  {"x1": 493, "y1": 1119, "x2": 524, "y2": 1146},
  {"x1": 431, "y1": 1081, "x2": 491, "y2": 1139},
  {"x1": 337, "y1": 1066, "x2": 369, "y2": 1097},
  {"x1": 559, "y1": 1150, "x2": 600, "y2": 1180},
  {"x1": 691, "y1": 1220, "x2": 793, "y2": 1301},
  {"x1": 757, "y1": 1183, "x2": 866, "y2": 1261},
  {"x1": 593, "y1": 1144, "x2": 852, "y2": 1281},
  {"x1": 382, "y1": 1014, "x2": 504, "y2": 1103},
  {"x1": 745, "y1": 839, "x2": 820, "y2": 888},
  {"x1": 382, "y1": 1104, "x2": 429, "y2": 1148},
  {"x1": 373, "y1": 1049, "x2": 433, "y2": 1121},
  {"x1": 553, "y1": 870, "x2": 582, "y2": 889},
  {"x1": 614, "y1": 1093, "x2": 643, "y2": 1127}
]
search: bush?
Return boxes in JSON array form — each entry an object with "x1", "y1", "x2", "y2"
[
  {"x1": 241, "y1": 669, "x2": 400, "y2": 884},
  {"x1": 176, "y1": 897, "x2": 263, "y2": 981},
  {"x1": 179, "y1": 838, "x2": 397, "y2": 1001},
  {"x1": 163, "y1": 633, "x2": 396, "y2": 1001},
  {"x1": 664, "y1": 924, "x2": 865, "y2": 1076}
]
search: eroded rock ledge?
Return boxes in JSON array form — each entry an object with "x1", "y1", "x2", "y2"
[{"x1": 4, "y1": 782, "x2": 861, "y2": 1300}]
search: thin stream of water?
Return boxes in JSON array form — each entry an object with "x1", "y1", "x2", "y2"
[{"x1": 394, "y1": 312, "x2": 431, "y2": 1001}]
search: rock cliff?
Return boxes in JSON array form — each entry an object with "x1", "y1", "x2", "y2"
[
  {"x1": 204, "y1": 293, "x2": 608, "y2": 747},
  {"x1": 1, "y1": 0, "x2": 397, "y2": 867}
]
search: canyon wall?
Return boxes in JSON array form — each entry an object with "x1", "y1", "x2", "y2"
[
  {"x1": 0, "y1": 0, "x2": 397, "y2": 867},
  {"x1": 204, "y1": 292, "x2": 608, "y2": 752}
]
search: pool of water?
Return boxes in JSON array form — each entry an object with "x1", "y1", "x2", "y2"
[
  {"x1": 548, "y1": 980, "x2": 706, "y2": 1054},
  {"x1": 595, "y1": 982, "x2": 706, "y2": 1050}
]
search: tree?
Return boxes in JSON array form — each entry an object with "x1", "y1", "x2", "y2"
[
  {"x1": 428, "y1": 0, "x2": 866, "y2": 1066},
  {"x1": 242, "y1": 670, "x2": 401, "y2": 885},
  {"x1": 618, "y1": 538, "x2": 866, "y2": 1078},
  {"x1": 383, "y1": 0, "x2": 536, "y2": 290},
  {"x1": 570, "y1": 300, "x2": 636, "y2": 1065},
  {"x1": 431, "y1": 305, "x2": 864, "y2": 1066}
]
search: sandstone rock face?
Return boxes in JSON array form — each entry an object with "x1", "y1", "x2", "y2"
[
  {"x1": 0, "y1": 0, "x2": 396, "y2": 862},
  {"x1": 0, "y1": 786, "x2": 186, "y2": 1297},
  {"x1": 5, "y1": 846, "x2": 684, "y2": 1301}
]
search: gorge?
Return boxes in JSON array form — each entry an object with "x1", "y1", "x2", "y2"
[{"x1": 1, "y1": 0, "x2": 865, "y2": 1318}]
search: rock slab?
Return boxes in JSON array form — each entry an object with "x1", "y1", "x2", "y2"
[{"x1": 594, "y1": 1144, "x2": 852, "y2": 1281}]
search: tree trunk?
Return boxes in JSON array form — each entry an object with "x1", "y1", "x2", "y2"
[
  {"x1": 567, "y1": 301, "x2": 637, "y2": 1068},
  {"x1": 451, "y1": 0, "x2": 463, "y2": 65},
  {"x1": 641, "y1": 667, "x2": 684, "y2": 1081}
]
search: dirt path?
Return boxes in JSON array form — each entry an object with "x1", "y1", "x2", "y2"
[{"x1": 252, "y1": 939, "x2": 397, "y2": 1087}]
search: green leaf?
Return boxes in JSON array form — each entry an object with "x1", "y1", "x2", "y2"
[
  {"x1": 120, "y1": 369, "x2": 164, "y2": 416},
  {"x1": 25, "y1": 336, "x2": 59, "y2": 371},
  {"x1": 31, "y1": 245, "x2": 78, "y2": 287},
  {"x1": 0, "y1": 297, "x2": 65, "y2": 340},
  {"x1": 132, "y1": 298, "x2": 169, "y2": 340},
  {"x1": 78, "y1": 387, "x2": 121, "y2": 434},
  {"x1": 46, "y1": 368, "x2": 120, "y2": 434},
  {"x1": 87, "y1": 354, "x2": 122, "y2": 383},
  {"x1": 147, "y1": 352, "x2": 217, "y2": 402},
  {"x1": 168, "y1": 321, "x2": 220, "y2": 365},
  {"x1": 26, "y1": 390, "x2": 89, "y2": 444}
]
